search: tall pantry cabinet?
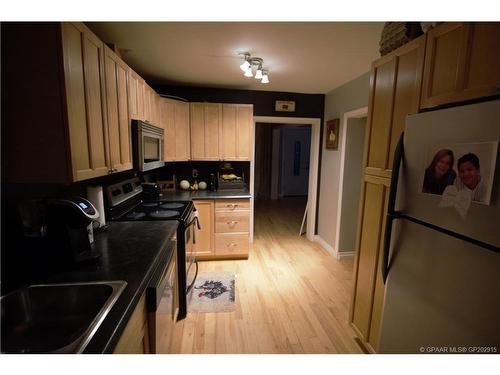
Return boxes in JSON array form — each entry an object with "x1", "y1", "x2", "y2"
[{"x1": 350, "y1": 35, "x2": 426, "y2": 352}]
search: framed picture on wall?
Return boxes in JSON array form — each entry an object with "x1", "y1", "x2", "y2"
[{"x1": 325, "y1": 118, "x2": 339, "y2": 150}]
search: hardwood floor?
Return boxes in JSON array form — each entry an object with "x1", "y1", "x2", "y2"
[{"x1": 168, "y1": 197, "x2": 362, "y2": 353}]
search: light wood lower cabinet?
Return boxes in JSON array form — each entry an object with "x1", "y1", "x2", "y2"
[
  {"x1": 113, "y1": 294, "x2": 150, "y2": 354},
  {"x1": 215, "y1": 233, "x2": 249, "y2": 257},
  {"x1": 350, "y1": 175, "x2": 390, "y2": 353},
  {"x1": 194, "y1": 198, "x2": 250, "y2": 259},
  {"x1": 215, "y1": 211, "x2": 250, "y2": 233},
  {"x1": 192, "y1": 200, "x2": 215, "y2": 257}
]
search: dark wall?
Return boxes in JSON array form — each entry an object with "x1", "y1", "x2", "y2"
[{"x1": 153, "y1": 85, "x2": 325, "y2": 119}]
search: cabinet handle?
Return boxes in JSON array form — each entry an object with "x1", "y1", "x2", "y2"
[
  {"x1": 227, "y1": 204, "x2": 238, "y2": 209},
  {"x1": 227, "y1": 221, "x2": 238, "y2": 225},
  {"x1": 226, "y1": 243, "x2": 237, "y2": 248}
]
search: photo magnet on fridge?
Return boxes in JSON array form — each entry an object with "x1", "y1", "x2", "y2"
[{"x1": 421, "y1": 141, "x2": 498, "y2": 217}]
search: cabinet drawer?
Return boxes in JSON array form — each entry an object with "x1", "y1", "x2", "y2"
[
  {"x1": 215, "y1": 211, "x2": 250, "y2": 233},
  {"x1": 215, "y1": 199, "x2": 250, "y2": 211},
  {"x1": 215, "y1": 233, "x2": 249, "y2": 256}
]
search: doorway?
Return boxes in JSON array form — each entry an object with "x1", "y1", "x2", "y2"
[
  {"x1": 334, "y1": 107, "x2": 368, "y2": 256},
  {"x1": 250, "y1": 116, "x2": 321, "y2": 242},
  {"x1": 254, "y1": 125, "x2": 311, "y2": 200}
]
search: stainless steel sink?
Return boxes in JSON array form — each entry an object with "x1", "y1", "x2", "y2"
[{"x1": 1, "y1": 281, "x2": 127, "y2": 353}]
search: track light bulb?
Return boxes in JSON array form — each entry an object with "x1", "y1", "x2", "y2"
[
  {"x1": 255, "y1": 68, "x2": 263, "y2": 79},
  {"x1": 244, "y1": 68, "x2": 253, "y2": 78},
  {"x1": 240, "y1": 60, "x2": 250, "y2": 72},
  {"x1": 261, "y1": 71, "x2": 269, "y2": 83}
]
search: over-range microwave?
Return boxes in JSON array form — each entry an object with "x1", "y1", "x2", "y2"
[{"x1": 132, "y1": 120, "x2": 165, "y2": 172}]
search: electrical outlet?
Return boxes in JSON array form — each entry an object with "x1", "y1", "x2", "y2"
[{"x1": 192, "y1": 169, "x2": 198, "y2": 178}]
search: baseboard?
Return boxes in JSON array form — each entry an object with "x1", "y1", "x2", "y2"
[
  {"x1": 338, "y1": 251, "x2": 355, "y2": 258},
  {"x1": 313, "y1": 235, "x2": 338, "y2": 258}
]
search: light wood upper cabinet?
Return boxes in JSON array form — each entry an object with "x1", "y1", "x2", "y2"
[
  {"x1": 61, "y1": 22, "x2": 110, "y2": 181},
  {"x1": 366, "y1": 35, "x2": 426, "y2": 176},
  {"x1": 192, "y1": 200, "x2": 214, "y2": 257},
  {"x1": 103, "y1": 46, "x2": 133, "y2": 173},
  {"x1": 128, "y1": 68, "x2": 145, "y2": 121},
  {"x1": 190, "y1": 103, "x2": 222, "y2": 160},
  {"x1": 152, "y1": 93, "x2": 161, "y2": 126},
  {"x1": 221, "y1": 104, "x2": 253, "y2": 161},
  {"x1": 421, "y1": 22, "x2": 500, "y2": 108},
  {"x1": 142, "y1": 84, "x2": 160, "y2": 125},
  {"x1": 143, "y1": 84, "x2": 152, "y2": 123},
  {"x1": 160, "y1": 98, "x2": 190, "y2": 161}
]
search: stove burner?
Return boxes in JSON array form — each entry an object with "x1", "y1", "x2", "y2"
[
  {"x1": 125, "y1": 211, "x2": 146, "y2": 219},
  {"x1": 149, "y1": 210, "x2": 179, "y2": 218},
  {"x1": 159, "y1": 202, "x2": 185, "y2": 209},
  {"x1": 142, "y1": 202, "x2": 159, "y2": 207}
]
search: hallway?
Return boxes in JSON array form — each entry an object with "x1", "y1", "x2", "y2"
[{"x1": 169, "y1": 197, "x2": 361, "y2": 353}]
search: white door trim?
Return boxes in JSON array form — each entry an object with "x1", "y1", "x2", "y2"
[
  {"x1": 334, "y1": 107, "x2": 368, "y2": 254},
  {"x1": 251, "y1": 116, "x2": 321, "y2": 242}
]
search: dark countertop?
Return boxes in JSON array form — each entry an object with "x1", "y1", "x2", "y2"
[
  {"x1": 159, "y1": 189, "x2": 252, "y2": 201},
  {"x1": 46, "y1": 221, "x2": 178, "y2": 353}
]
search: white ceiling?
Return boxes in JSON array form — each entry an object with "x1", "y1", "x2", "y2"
[{"x1": 87, "y1": 22, "x2": 384, "y2": 94}]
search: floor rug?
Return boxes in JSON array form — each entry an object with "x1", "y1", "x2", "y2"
[{"x1": 188, "y1": 272, "x2": 235, "y2": 313}]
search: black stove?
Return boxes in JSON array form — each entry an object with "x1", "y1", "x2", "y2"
[
  {"x1": 110, "y1": 199, "x2": 192, "y2": 222},
  {"x1": 105, "y1": 177, "x2": 198, "y2": 321}
]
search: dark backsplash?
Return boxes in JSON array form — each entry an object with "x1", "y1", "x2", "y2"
[{"x1": 151, "y1": 161, "x2": 250, "y2": 188}]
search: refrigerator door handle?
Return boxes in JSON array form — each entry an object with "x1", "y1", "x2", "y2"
[{"x1": 382, "y1": 132, "x2": 405, "y2": 283}]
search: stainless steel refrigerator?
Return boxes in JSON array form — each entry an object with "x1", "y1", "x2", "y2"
[{"x1": 378, "y1": 99, "x2": 500, "y2": 353}]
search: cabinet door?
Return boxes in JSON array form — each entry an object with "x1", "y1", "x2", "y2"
[
  {"x1": 421, "y1": 23, "x2": 470, "y2": 108},
  {"x1": 104, "y1": 47, "x2": 132, "y2": 173},
  {"x1": 205, "y1": 103, "x2": 221, "y2": 160},
  {"x1": 128, "y1": 69, "x2": 144, "y2": 121},
  {"x1": 174, "y1": 101, "x2": 190, "y2": 161},
  {"x1": 189, "y1": 103, "x2": 205, "y2": 160},
  {"x1": 221, "y1": 104, "x2": 253, "y2": 161},
  {"x1": 192, "y1": 200, "x2": 214, "y2": 257},
  {"x1": 366, "y1": 35, "x2": 425, "y2": 177},
  {"x1": 190, "y1": 103, "x2": 221, "y2": 160},
  {"x1": 153, "y1": 93, "x2": 161, "y2": 126},
  {"x1": 350, "y1": 175, "x2": 390, "y2": 348},
  {"x1": 61, "y1": 22, "x2": 110, "y2": 181},
  {"x1": 113, "y1": 294, "x2": 149, "y2": 354},
  {"x1": 143, "y1": 85, "x2": 152, "y2": 123},
  {"x1": 461, "y1": 22, "x2": 500, "y2": 100},
  {"x1": 421, "y1": 22, "x2": 500, "y2": 108},
  {"x1": 160, "y1": 98, "x2": 176, "y2": 161}
]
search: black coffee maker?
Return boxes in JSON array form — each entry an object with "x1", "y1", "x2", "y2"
[{"x1": 44, "y1": 197, "x2": 101, "y2": 264}]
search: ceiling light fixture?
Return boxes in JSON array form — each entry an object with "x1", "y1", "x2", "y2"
[{"x1": 238, "y1": 53, "x2": 269, "y2": 84}]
